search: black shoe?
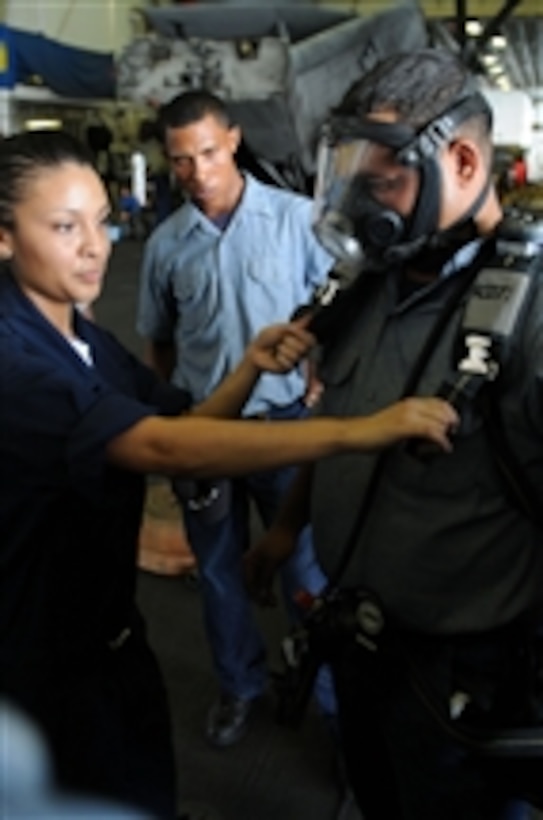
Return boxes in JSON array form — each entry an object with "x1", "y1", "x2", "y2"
[{"x1": 206, "y1": 693, "x2": 253, "y2": 747}]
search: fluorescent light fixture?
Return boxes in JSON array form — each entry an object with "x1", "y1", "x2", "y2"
[
  {"x1": 490, "y1": 34, "x2": 507, "y2": 49},
  {"x1": 465, "y1": 19, "x2": 483, "y2": 36},
  {"x1": 482, "y1": 53, "x2": 500, "y2": 65},
  {"x1": 25, "y1": 118, "x2": 62, "y2": 130},
  {"x1": 496, "y1": 76, "x2": 511, "y2": 90}
]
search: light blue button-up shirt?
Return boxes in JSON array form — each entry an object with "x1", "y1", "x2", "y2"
[{"x1": 137, "y1": 173, "x2": 333, "y2": 415}]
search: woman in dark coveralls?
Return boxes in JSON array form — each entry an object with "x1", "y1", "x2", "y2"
[{"x1": 0, "y1": 130, "x2": 457, "y2": 818}]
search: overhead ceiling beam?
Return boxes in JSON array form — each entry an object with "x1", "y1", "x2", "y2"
[
  {"x1": 511, "y1": 19, "x2": 538, "y2": 88},
  {"x1": 315, "y1": 0, "x2": 543, "y2": 18},
  {"x1": 462, "y1": 0, "x2": 522, "y2": 72},
  {"x1": 419, "y1": 0, "x2": 542, "y2": 16},
  {"x1": 456, "y1": 0, "x2": 467, "y2": 50},
  {"x1": 474, "y1": 0, "x2": 523, "y2": 52},
  {"x1": 535, "y1": 20, "x2": 543, "y2": 88},
  {"x1": 316, "y1": 0, "x2": 542, "y2": 95},
  {"x1": 502, "y1": 27, "x2": 529, "y2": 87}
]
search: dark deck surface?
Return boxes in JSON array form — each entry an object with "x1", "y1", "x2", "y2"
[
  {"x1": 95, "y1": 239, "x2": 360, "y2": 820},
  {"x1": 96, "y1": 239, "x2": 542, "y2": 820}
]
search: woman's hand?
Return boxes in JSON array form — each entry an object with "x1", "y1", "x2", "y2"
[
  {"x1": 353, "y1": 397, "x2": 459, "y2": 453},
  {"x1": 247, "y1": 318, "x2": 316, "y2": 374}
]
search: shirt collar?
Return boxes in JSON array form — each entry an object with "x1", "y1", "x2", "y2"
[
  {"x1": 236, "y1": 173, "x2": 276, "y2": 219},
  {"x1": 440, "y1": 238, "x2": 485, "y2": 279},
  {"x1": 173, "y1": 172, "x2": 274, "y2": 241}
]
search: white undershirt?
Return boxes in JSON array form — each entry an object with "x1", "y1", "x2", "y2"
[{"x1": 68, "y1": 337, "x2": 94, "y2": 367}]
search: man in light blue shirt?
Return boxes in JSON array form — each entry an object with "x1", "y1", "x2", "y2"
[{"x1": 137, "y1": 90, "x2": 335, "y2": 747}]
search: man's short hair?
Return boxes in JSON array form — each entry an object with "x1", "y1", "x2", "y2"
[
  {"x1": 335, "y1": 48, "x2": 483, "y2": 132},
  {"x1": 158, "y1": 90, "x2": 233, "y2": 138}
]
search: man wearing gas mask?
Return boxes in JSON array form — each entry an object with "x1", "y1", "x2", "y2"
[{"x1": 245, "y1": 48, "x2": 543, "y2": 820}]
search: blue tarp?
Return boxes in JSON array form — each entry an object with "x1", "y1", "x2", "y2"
[{"x1": 0, "y1": 24, "x2": 115, "y2": 98}]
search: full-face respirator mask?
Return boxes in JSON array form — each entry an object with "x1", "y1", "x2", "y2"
[{"x1": 313, "y1": 90, "x2": 493, "y2": 271}]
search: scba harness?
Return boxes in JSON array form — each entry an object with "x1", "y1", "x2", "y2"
[
  {"x1": 426, "y1": 213, "x2": 543, "y2": 807},
  {"x1": 438, "y1": 212, "x2": 543, "y2": 524},
  {"x1": 280, "y1": 213, "x2": 543, "y2": 808}
]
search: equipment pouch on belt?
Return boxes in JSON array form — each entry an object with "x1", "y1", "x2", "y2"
[
  {"x1": 172, "y1": 477, "x2": 231, "y2": 524},
  {"x1": 275, "y1": 588, "x2": 385, "y2": 727}
]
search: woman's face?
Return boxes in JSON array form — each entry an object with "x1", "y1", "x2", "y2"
[{"x1": 0, "y1": 162, "x2": 111, "y2": 317}]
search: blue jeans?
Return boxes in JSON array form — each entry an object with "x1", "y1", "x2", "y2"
[{"x1": 175, "y1": 400, "x2": 337, "y2": 715}]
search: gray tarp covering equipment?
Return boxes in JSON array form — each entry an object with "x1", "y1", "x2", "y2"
[{"x1": 116, "y1": 4, "x2": 428, "y2": 185}]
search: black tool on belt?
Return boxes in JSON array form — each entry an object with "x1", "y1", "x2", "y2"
[{"x1": 276, "y1": 587, "x2": 385, "y2": 728}]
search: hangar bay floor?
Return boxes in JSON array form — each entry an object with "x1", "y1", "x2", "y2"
[{"x1": 95, "y1": 238, "x2": 359, "y2": 820}]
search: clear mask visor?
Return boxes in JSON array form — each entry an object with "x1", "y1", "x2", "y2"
[{"x1": 313, "y1": 135, "x2": 420, "y2": 266}]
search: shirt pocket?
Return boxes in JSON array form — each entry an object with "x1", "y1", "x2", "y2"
[
  {"x1": 171, "y1": 260, "x2": 217, "y2": 337},
  {"x1": 392, "y1": 419, "x2": 487, "y2": 497},
  {"x1": 245, "y1": 249, "x2": 290, "y2": 287},
  {"x1": 240, "y1": 249, "x2": 294, "y2": 325},
  {"x1": 318, "y1": 346, "x2": 364, "y2": 416}
]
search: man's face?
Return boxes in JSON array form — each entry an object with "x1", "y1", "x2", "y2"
[
  {"x1": 317, "y1": 104, "x2": 493, "y2": 266},
  {"x1": 347, "y1": 140, "x2": 419, "y2": 218},
  {"x1": 164, "y1": 113, "x2": 242, "y2": 218},
  {"x1": 362, "y1": 109, "x2": 487, "y2": 234},
  {"x1": 348, "y1": 110, "x2": 420, "y2": 218}
]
